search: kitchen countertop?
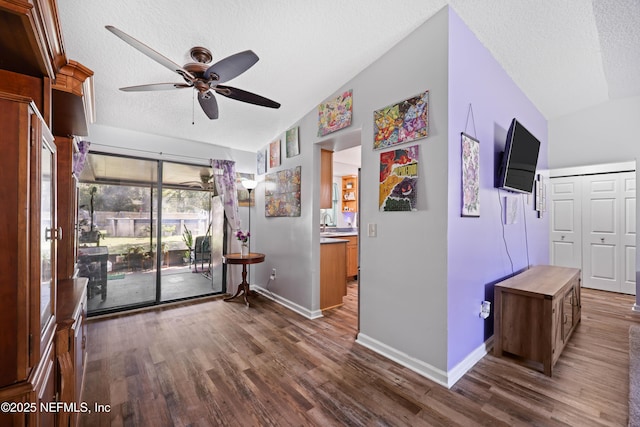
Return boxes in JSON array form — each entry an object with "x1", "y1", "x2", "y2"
[
  {"x1": 320, "y1": 237, "x2": 349, "y2": 244},
  {"x1": 320, "y1": 227, "x2": 358, "y2": 238}
]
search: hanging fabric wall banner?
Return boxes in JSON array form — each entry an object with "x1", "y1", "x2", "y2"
[{"x1": 461, "y1": 132, "x2": 480, "y2": 217}]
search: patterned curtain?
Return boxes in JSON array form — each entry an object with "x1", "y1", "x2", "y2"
[{"x1": 210, "y1": 159, "x2": 240, "y2": 230}]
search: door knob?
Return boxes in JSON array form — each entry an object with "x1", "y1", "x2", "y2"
[
  {"x1": 601, "y1": 238, "x2": 605, "y2": 243},
  {"x1": 561, "y1": 235, "x2": 565, "y2": 240}
]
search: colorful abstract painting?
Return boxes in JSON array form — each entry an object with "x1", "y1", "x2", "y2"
[
  {"x1": 265, "y1": 166, "x2": 301, "y2": 217},
  {"x1": 373, "y1": 90, "x2": 429, "y2": 150},
  {"x1": 257, "y1": 147, "x2": 267, "y2": 175},
  {"x1": 236, "y1": 172, "x2": 256, "y2": 207},
  {"x1": 461, "y1": 133, "x2": 480, "y2": 217},
  {"x1": 318, "y1": 89, "x2": 353, "y2": 137},
  {"x1": 269, "y1": 139, "x2": 281, "y2": 168},
  {"x1": 379, "y1": 145, "x2": 419, "y2": 211},
  {"x1": 286, "y1": 127, "x2": 300, "y2": 158}
]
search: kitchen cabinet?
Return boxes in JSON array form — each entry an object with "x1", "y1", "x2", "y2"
[
  {"x1": 320, "y1": 149, "x2": 333, "y2": 209},
  {"x1": 341, "y1": 175, "x2": 358, "y2": 212},
  {"x1": 320, "y1": 240, "x2": 347, "y2": 310},
  {"x1": 493, "y1": 265, "x2": 581, "y2": 376},
  {"x1": 343, "y1": 236, "x2": 358, "y2": 278},
  {"x1": 0, "y1": 92, "x2": 58, "y2": 426}
]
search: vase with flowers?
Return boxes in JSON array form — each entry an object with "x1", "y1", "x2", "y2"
[{"x1": 235, "y1": 229, "x2": 250, "y2": 257}]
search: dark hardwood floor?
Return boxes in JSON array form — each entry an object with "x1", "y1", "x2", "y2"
[{"x1": 80, "y1": 283, "x2": 639, "y2": 426}]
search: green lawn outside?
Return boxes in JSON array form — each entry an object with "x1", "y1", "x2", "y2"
[{"x1": 98, "y1": 235, "x2": 188, "y2": 255}]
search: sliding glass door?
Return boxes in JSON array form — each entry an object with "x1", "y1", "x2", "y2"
[
  {"x1": 159, "y1": 161, "x2": 224, "y2": 301},
  {"x1": 77, "y1": 154, "x2": 225, "y2": 316}
]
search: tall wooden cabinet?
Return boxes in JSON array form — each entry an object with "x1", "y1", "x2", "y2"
[
  {"x1": 0, "y1": 92, "x2": 58, "y2": 426},
  {"x1": 0, "y1": 1, "x2": 95, "y2": 425}
]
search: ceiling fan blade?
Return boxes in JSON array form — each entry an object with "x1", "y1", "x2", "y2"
[
  {"x1": 198, "y1": 91, "x2": 219, "y2": 119},
  {"x1": 120, "y1": 83, "x2": 192, "y2": 92},
  {"x1": 215, "y1": 85, "x2": 281, "y2": 109},
  {"x1": 204, "y1": 50, "x2": 259, "y2": 83},
  {"x1": 105, "y1": 25, "x2": 195, "y2": 80}
]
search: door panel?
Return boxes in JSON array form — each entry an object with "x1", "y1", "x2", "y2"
[
  {"x1": 583, "y1": 175, "x2": 619, "y2": 291},
  {"x1": 582, "y1": 172, "x2": 636, "y2": 294},
  {"x1": 550, "y1": 177, "x2": 581, "y2": 268},
  {"x1": 622, "y1": 173, "x2": 636, "y2": 293},
  {"x1": 590, "y1": 198, "x2": 616, "y2": 233},
  {"x1": 590, "y1": 243, "x2": 616, "y2": 280}
]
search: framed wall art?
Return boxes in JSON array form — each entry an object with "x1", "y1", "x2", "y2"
[
  {"x1": 286, "y1": 126, "x2": 300, "y2": 158},
  {"x1": 373, "y1": 90, "x2": 428, "y2": 150},
  {"x1": 265, "y1": 166, "x2": 301, "y2": 217},
  {"x1": 270, "y1": 138, "x2": 281, "y2": 168},
  {"x1": 236, "y1": 172, "x2": 256, "y2": 207},
  {"x1": 257, "y1": 147, "x2": 267, "y2": 175},
  {"x1": 318, "y1": 89, "x2": 353, "y2": 137},
  {"x1": 379, "y1": 145, "x2": 419, "y2": 211}
]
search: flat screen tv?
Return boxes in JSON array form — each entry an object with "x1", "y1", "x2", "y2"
[{"x1": 497, "y1": 118, "x2": 540, "y2": 194}]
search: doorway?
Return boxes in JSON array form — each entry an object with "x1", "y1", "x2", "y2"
[{"x1": 320, "y1": 133, "x2": 362, "y2": 330}]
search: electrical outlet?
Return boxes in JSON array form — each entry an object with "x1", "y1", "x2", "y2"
[{"x1": 271, "y1": 268, "x2": 277, "y2": 280}]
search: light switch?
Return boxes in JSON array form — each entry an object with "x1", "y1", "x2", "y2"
[{"x1": 367, "y1": 223, "x2": 377, "y2": 237}]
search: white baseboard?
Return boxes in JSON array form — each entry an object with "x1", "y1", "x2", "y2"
[
  {"x1": 633, "y1": 303, "x2": 640, "y2": 313},
  {"x1": 447, "y1": 337, "x2": 493, "y2": 387},
  {"x1": 251, "y1": 285, "x2": 323, "y2": 319},
  {"x1": 356, "y1": 333, "x2": 449, "y2": 388},
  {"x1": 356, "y1": 333, "x2": 493, "y2": 389}
]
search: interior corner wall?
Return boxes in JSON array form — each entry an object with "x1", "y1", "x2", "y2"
[
  {"x1": 253, "y1": 6, "x2": 452, "y2": 375},
  {"x1": 354, "y1": 7, "x2": 450, "y2": 375},
  {"x1": 446, "y1": 8, "x2": 549, "y2": 371}
]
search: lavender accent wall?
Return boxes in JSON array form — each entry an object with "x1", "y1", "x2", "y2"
[{"x1": 446, "y1": 9, "x2": 549, "y2": 370}]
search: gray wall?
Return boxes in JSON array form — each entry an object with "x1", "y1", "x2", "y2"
[{"x1": 250, "y1": 7, "x2": 451, "y2": 372}]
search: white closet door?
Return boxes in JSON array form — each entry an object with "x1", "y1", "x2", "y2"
[
  {"x1": 549, "y1": 177, "x2": 582, "y2": 269},
  {"x1": 582, "y1": 172, "x2": 636, "y2": 293},
  {"x1": 621, "y1": 173, "x2": 636, "y2": 294}
]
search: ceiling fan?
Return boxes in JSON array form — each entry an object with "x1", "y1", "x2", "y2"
[{"x1": 105, "y1": 25, "x2": 281, "y2": 119}]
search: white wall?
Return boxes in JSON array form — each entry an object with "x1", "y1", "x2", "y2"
[{"x1": 548, "y1": 96, "x2": 640, "y2": 169}]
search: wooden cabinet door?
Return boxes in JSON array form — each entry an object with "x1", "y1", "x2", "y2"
[
  {"x1": 35, "y1": 117, "x2": 57, "y2": 362},
  {"x1": 346, "y1": 240, "x2": 358, "y2": 278},
  {"x1": 562, "y1": 289, "x2": 573, "y2": 341},
  {"x1": 320, "y1": 150, "x2": 333, "y2": 209}
]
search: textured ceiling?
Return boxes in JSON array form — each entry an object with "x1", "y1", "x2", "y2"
[{"x1": 57, "y1": 0, "x2": 640, "y2": 153}]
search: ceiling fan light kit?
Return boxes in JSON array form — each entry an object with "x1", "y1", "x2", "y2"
[{"x1": 105, "y1": 25, "x2": 281, "y2": 120}]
